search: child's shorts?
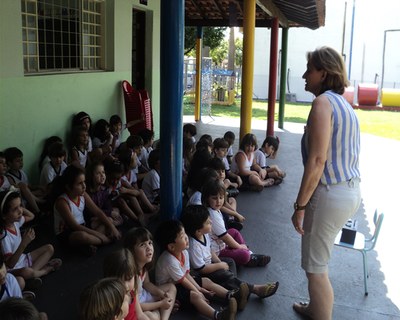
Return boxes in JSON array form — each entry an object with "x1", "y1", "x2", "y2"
[{"x1": 175, "y1": 275, "x2": 203, "y2": 309}]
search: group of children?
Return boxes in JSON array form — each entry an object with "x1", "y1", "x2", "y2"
[{"x1": 0, "y1": 117, "x2": 285, "y2": 319}]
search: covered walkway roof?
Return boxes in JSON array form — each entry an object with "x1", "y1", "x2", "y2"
[{"x1": 185, "y1": 0, "x2": 326, "y2": 29}]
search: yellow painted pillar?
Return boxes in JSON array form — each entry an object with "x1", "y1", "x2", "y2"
[
  {"x1": 240, "y1": 0, "x2": 256, "y2": 140},
  {"x1": 194, "y1": 27, "x2": 203, "y2": 121}
]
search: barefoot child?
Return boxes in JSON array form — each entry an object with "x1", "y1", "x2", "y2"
[
  {"x1": 154, "y1": 219, "x2": 238, "y2": 320},
  {"x1": 124, "y1": 227, "x2": 176, "y2": 320}
]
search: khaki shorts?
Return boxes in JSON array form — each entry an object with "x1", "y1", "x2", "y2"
[{"x1": 301, "y1": 178, "x2": 361, "y2": 274}]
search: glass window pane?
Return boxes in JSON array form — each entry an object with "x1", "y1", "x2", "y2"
[
  {"x1": 28, "y1": 43, "x2": 37, "y2": 55},
  {"x1": 28, "y1": 29, "x2": 37, "y2": 41},
  {"x1": 27, "y1": 1, "x2": 36, "y2": 14},
  {"x1": 27, "y1": 15, "x2": 36, "y2": 28}
]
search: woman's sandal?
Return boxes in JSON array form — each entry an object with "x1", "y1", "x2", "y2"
[
  {"x1": 274, "y1": 178, "x2": 283, "y2": 185},
  {"x1": 293, "y1": 302, "x2": 312, "y2": 319},
  {"x1": 46, "y1": 258, "x2": 62, "y2": 272},
  {"x1": 258, "y1": 281, "x2": 279, "y2": 299}
]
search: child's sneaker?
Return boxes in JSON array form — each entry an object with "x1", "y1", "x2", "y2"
[
  {"x1": 25, "y1": 277, "x2": 42, "y2": 290},
  {"x1": 215, "y1": 298, "x2": 237, "y2": 320},
  {"x1": 22, "y1": 290, "x2": 36, "y2": 301}
]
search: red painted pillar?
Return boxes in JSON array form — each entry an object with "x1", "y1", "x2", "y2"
[{"x1": 267, "y1": 17, "x2": 279, "y2": 137}]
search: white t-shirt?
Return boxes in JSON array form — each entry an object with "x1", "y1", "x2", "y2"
[
  {"x1": 142, "y1": 169, "x2": 160, "y2": 203},
  {"x1": 0, "y1": 217, "x2": 32, "y2": 270},
  {"x1": 188, "y1": 234, "x2": 212, "y2": 271},
  {"x1": 53, "y1": 194, "x2": 85, "y2": 235},
  {"x1": 187, "y1": 191, "x2": 202, "y2": 206},
  {"x1": 0, "y1": 273, "x2": 23, "y2": 301},
  {"x1": 208, "y1": 207, "x2": 227, "y2": 256},
  {"x1": 155, "y1": 250, "x2": 190, "y2": 285},
  {"x1": 40, "y1": 161, "x2": 67, "y2": 186},
  {"x1": 138, "y1": 146, "x2": 153, "y2": 172},
  {"x1": 71, "y1": 147, "x2": 88, "y2": 168},
  {"x1": 254, "y1": 148, "x2": 267, "y2": 168},
  {"x1": 227, "y1": 146, "x2": 234, "y2": 157}
]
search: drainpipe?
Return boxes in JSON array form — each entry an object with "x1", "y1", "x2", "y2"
[
  {"x1": 278, "y1": 27, "x2": 288, "y2": 130},
  {"x1": 267, "y1": 17, "x2": 279, "y2": 137}
]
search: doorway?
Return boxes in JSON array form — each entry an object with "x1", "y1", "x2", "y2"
[{"x1": 132, "y1": 9, "x2": 146, "y2": 89}]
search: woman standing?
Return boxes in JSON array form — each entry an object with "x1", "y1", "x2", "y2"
[{"x1": 291, "y1": 47, "x2": 361, "y2": 320}]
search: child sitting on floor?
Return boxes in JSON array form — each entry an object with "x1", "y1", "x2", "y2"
[
  {"x1": 124, "y1": 227, "x2": 176, "y2": 320},
  {"x1": 39, "y1": 142, "x2": 67, "y2": 190},
  {"x1": 0, "y1": 153, "x2": 11, "y2": 192},
  {"x1": 86, "y1": 161, "x2": 123, "y2": 227},
  {"x1": 202, "y1": 179, "x2": 271, "y2": 268},
  {"x1": 181, "y1": 205, "x2": 279, "y2": 311},
  {"x1": 141, "y1": 149, "x2": 161, "y2": 205},
  {"x1": 52, "y1": 165, "x2": 121, "y2": 255},
  {"x1": 79, "y1": 277, "x2": 130, "y2": 320},
  {"x1": 0, "y1": 189, "x2": 62, "y2": 283},
  {"x1": 230, "y1": 133, "x2": 274, "y2": 191},
  {"x1": 4, "y1": 147, "x2": 45, "y2": 219},
  {"x1": 137, "y1": 129, "x2": 154, "y2": 172},
  {"x1": 69, "y1": 126, "x2": 89, "y2": 169},
  {"x1": 254, "y1": 136, "x2": 286, "y2": 183},
  {"x1": 154, "y1": 219, "x2": 238, "y2": 320},
  {"x1": 223, "y1": 131, "x2": 235, "y2": 165},
  {"x1": 103, "y1": 248, "x2": 149, "y2": 320}
]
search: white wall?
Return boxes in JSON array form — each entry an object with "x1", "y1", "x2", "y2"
[{"x1": 253, "y1": 0, "x2": 400, "y2": 102}]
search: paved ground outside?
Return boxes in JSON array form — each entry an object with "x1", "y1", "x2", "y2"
[{"x1": 32, "y1": 115, "x2": 400, "y2": 320}]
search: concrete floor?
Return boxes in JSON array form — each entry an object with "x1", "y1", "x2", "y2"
[{"x1": 32, "y1": 116, "x2": 400, "y2": 320}]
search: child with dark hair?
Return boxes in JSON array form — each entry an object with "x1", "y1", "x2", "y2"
[
  {"x1": 69, "y1": 126, "x2": 89, "y2": 168},
  {"x1": 71, "y1": 111, "x2": 93, "y2": 152},
  {"x1": 39, "y1": 142, "x2": 67, "y2": 189},
  {"x1": 183, "y1": 123, "x2": 197, "y2": 143},
  {"x1": 0, "y1": 190, "x2": 61, "y2": 282},
  {"x1": 118, "y1": 149, "x2": 158, "y2": 217},
  {"x1": 181, "y1": 205, "x2": 279, "y2": 308},
  {"x1": 141, "y1": 149, "x2": 161, "y2": 205},
  {"x1": 52, "y1": 165, "x2": 121, "y2": 255},
  {"x1": 38, "y1": 136, "x2": 62, "y2": 171},
  {"x1": 196, "y1": 135, "x2": 213, "y2": 154},
  {"x1": 186, "y1": 148, "x2": 212, "y2": 198},
  {"x1": 0, "y1": 153, "x2": 11, "y2": 192},
  {"x1": 208, "y1": 159, "x2": 244, "y2": 231},
  {"x1": 79, "y1": 277, "x2": 129, "y2": 320},
  {"x1": 187, "y1": 168, "x2": 218, "y2": 207},
  {"x1": 223, "y1": 131, "x2": 235, "y2": 165},
  {"x1": 124, "y1": 227, "x2": 176, "y2": 320},
  {"x1": 0, "y1": 297, "x2": 47, "y2": 320},
  {"x1": 154, "y1": 219, "x2": 238, "y2": 320},
  {"x1": 92, "y1": 119, "x2": 113, "y2": 160},
  {"x1": 4, "y1": 147, "x2": 44, "y2": 218},
  {"x1": 137, "y1": 129, "x2": 155, "y2": 172},
  {"x1": 201, "y1": 179, "x2": 271, "y2": 268},
  {"x1": 230, "y1": 133, "x2": 274, "y2": 191},
  {"x1": 86, "y1": 162, "x2": 123, "y2": 227},
  {"x1": 109, "y1": 114, "x2": 141, "y2": 154},
  {"x1": 254, "y1": 136, "x2": 286, "y2": 183},
  {"x1": 104, "y1": 160, "x2": 144, "y2": 225},
  {"x1": 103, "y1": 248, "x2": 148, "y2": 320},
  {"x1": 213, "y1": 138, "x2": 242, "y2": 189}
]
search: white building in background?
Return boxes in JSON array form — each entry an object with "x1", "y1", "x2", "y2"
[{"x1": 253, "y1": 0, "x2": 400, "y2": 103}]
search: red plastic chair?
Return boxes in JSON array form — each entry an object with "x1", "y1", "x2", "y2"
[{"x1": 121, "y1": 80, "x2": 153, "y2": 135}]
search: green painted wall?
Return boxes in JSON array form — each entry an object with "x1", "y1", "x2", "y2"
[{"x1": 0, "y1": 0, "x2": 160, "y2": 182}]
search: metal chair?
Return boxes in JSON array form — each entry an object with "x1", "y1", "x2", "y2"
[{"x1": 334, "y1": 210, "x2": 384, "y2": 295}]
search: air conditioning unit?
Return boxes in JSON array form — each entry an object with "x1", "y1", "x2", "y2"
[{"x1": 286, "y1": 93, "x2": 297, "y2": 102}]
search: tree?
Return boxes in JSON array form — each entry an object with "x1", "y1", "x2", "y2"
[
  {"x1": 235, "y1": 37, "x2": 243, "y2": 67},
  {"x1": 184, "y1": 27, "x2": 227, "y2": 56},
  {"x1": 210, "y1": 40, "x2": 228, "y2": 66}
]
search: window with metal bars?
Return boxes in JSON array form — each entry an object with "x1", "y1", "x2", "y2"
[{"x1": 21, "y1": 0, "x2": 104, "y2": 74}]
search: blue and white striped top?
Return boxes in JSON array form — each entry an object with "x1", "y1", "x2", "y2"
[{"x1": 301, "y1": 90, "x2": 360, "y2": 185}]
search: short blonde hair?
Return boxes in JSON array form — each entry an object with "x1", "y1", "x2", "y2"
[
  {"x1": 307, "y1": 46, "x2": 349, "y2": 95},
  {"x1": 79, "y1": 277, "x2": 126, "y2": 320}
]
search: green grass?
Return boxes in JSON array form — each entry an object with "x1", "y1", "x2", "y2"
[{"x1": 183, "y1": 98, "x2": 400, "y2": 140}]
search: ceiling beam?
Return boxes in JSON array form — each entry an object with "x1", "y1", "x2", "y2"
[{"x1": 256, "y1": 0, "x2": 289, "y2": 27}]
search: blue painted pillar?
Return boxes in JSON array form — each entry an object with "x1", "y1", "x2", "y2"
[{"x1": 160, "y1": 0, "x2": 184, "y2": 220}]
